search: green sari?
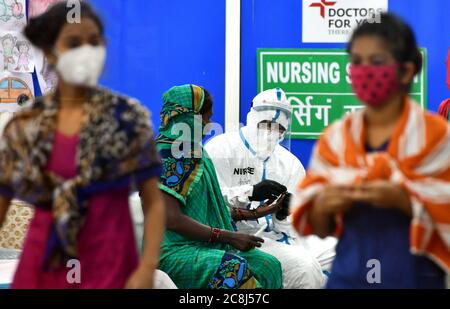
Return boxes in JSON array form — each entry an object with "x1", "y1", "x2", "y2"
[{"x1": 156, "y1": 85, "x2": 282, "y2": 289}]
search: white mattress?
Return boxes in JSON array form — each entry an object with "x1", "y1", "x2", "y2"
[{"x1": 0, "y1": 259, "x2": 18, "y2": 286}]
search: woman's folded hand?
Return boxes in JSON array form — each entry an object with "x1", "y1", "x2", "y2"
[{"x1": 220, "y1": 230, "x2": 264, "y2": 252}]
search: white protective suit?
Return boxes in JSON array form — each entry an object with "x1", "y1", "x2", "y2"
[
  {"x1": 205, "y1": 88, "x2": 336, "y2": 288},
  {"x1": 129, "y1": 193, "x2": 177, "y2": 289}
]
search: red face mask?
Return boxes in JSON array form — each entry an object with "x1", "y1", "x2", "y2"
[{"x1": 350, "y1": 64, "x2": 400, "y2": 107}]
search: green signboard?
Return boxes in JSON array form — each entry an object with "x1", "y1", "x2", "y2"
[{"x1": 257, "y1": 48, "x2": 427, "y2": 139}]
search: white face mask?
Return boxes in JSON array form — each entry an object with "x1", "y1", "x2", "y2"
[
  {"x1": 255, "y1": 129, "x2": 280, "y2": 160},
  {"x1": 55, "y1": 45, "x2": 106, "y2": 87}
]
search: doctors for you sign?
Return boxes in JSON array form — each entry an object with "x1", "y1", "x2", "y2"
[
  {"x1": 302, "y1": 0, "x2": 388, "y2": 43},
  {"x1": 257, "y1": 48, "x2": 427, "y2": 139}
]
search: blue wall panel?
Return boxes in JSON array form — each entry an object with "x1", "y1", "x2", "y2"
[{"x1": 90, "y1": 0, "x2": 226, "y2": 133}]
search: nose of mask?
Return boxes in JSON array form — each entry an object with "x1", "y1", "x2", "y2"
[{"x1": 56, "y1": 45, "x2": 106, "y2": 87}]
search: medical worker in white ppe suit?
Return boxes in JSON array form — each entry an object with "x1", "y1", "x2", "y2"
[{"x1": 205, "y1": 88, "x2": 337, "y2": 288}]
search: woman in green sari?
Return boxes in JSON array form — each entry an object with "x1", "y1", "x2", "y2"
[{"x1": 154, "y1": 84, "x2": 282, "y2": 289}]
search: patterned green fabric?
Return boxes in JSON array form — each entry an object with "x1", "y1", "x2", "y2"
[
  {"x1": 208, "y1": 252, "x2": 257, "y2": 289},
  {"x1": 156, "y1": 84, "x2": 282, "y2": 289},
  {"x1": 157, "y1": 84, "x2": 206, "y2": 205},
  {"x1": 159, "y1": 84, "x2": 205, "y2": 142},
  {"x1": 158, "y1": 154, "x2": 282, "y2": 289}
]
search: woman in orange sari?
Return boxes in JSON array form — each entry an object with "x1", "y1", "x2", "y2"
[{"x1": 292, "y1": 13, "x2": 449, "y2": 288}]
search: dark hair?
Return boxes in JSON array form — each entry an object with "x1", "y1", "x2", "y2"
[
  {"x1": 15, "y1": 41, "x2": 30, "y2": 50},
  {"x1": 24, "y1": 1, "x2": 104, "y2": 52},
  {"x1": 200, "y1": 89, "x2": 213, "y2": 114},
  {"x1": 17, "y1": 94, "x2": 30, "y2": 106},
  {"x1": 347, "y1": 13, "x2": 422, "y2": 77},
  {"x1": 1, "y1": 34, "x2": 14, "y2": 44}
]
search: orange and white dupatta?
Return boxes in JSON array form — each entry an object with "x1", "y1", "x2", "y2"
[{"x1": 292, "y1": 98, "x2": 450, "y2": 272}]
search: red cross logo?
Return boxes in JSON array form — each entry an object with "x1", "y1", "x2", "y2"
[{"x1": 310, "y1": 0, "x2": 337, "y2": 18}]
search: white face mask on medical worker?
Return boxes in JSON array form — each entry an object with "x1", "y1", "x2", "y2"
[
  {"x1": 255, "y1": 126, "x2": 283, "y2": 160},
  {"x1": 55, "y1": 45, "x2": 106, "y2": 87}
]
